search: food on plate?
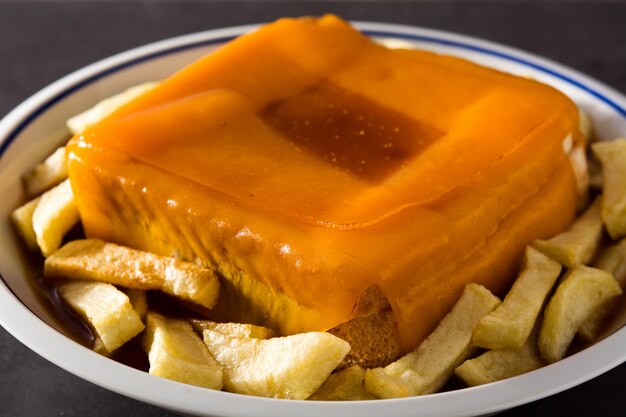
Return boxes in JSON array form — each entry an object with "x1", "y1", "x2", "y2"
[
  {"x1": 44, "y1": 239, "x2": 220, "y2": 309},
  {"x1": 123, "y1": 288, "x2": 148, "y2": 320},
  {"x1": 532, "y1": 198, "x2": 603, "y2": 267},
  {"x1": 65, "y1": 15, "x2": 581, "y2": 365},
  {"x1": 538, "y1": 265, "x2": 622, "y2": 363},
  {"x1": 58, "y1": 280, "x2": 144, "y2": 353},
  {"x1": 67, "y1": 82, "x2": 158, "y2": 135},
  {"x1": 579, "y1": 238, "x2": 626, "y2": 340},
  {"x1": 309, "y1": 365, "x2": 376, "y2": 401},
  {"x1": 32, "y1": 179, "x2": 79, "y2": 257},
  {"x1": 592, "y1": 139, "x2": 626, "y2": 239},
  {"x1": 578, "y1": 110, "x2": 593, "y2": 141},
  {"x1": 472, "y1": 247, "x2": 561, "y2": 349},
  {"x1": 363, "y1": 284, "x2": 500, "y2": 398},
  {"x1": 143, "y1": 312, "x2": 223, "y2": 390},
  {"x1": 191, "y1": 320, "x2": 274, "y2": 339},
  {"x1": 455, "y1": 325, "x2": 543, "y2": 387},
  {"x1": 202, "y1": 329, "x2": 350, "y2": 399},
  {"x1": 11, "y1": 14, "x2": 626, "y2": 401},
  {"x1": 10, "y1": 196, "x2": 41, "y2": 251},
  {"x1": 23, "y1": 146, "x2": 69, "y2": 197}
]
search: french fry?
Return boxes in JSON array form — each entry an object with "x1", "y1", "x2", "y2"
[
  {"x1": 592, "y1": 139, "x2": 626, "y2": 239},
  {"x1": 587, "y1": 157, "x2": 604, "y2": 191},
  {"x1": 92, "y1": 337, "x2": 110, "y2": 356},
  {"x1": 202, "y1": 329, "x2": 350, "y2": 399},
  {"x1": 472, "y1": 247, "x2": 561, "y2": 349},
  {"x1": 579, "y1": 110, "x2": 592, "y2": 141},
  {"x1": 309, "y1": 365, "x2": 376, "y2": 401},
  {"x1": 67, "y1": 82, "x2": 158, "y2": 135},
  {"x1": 532, "y1": 198, "x2": 603, "y2": 267},
  {"x1": 44, "y1": 239, "x2": 220, "y2": 309},
  {"x1": 23, "y1": 147, "x2": 68, "y2": 197},
  {"x1": 10, "y1": 196, "x2": 41, "y2": 251},
  {"x1": 58, "y1": 280, "x2": 144, "y2": 353},
  {"x1": 578, "y1": 238, "x2": 626, "y2": 340},
  {"x1": 32, "y1": 179, "x2": 79, "y2": 257},
  {"x1": 539, "y1": 265, "x2": 622, "y2": 363},
  {"x1": 363, "y1": 284, "x2": 500, "y2": 398},
  {"x1": 143, "y1": 312, "x2": 223, "y2": 390},
  {"x1": 122, "y1": 288, "x2": 148, "y2": 320},
  {"x1": 569, "y1": 143, "x2": 590, "y2": 210},
  {"x1": 190, "y1": 320, "x2": 274, "y2": 339},
  {"x1": 457, "y1": 325, "x2": 543, "y2": 386}
]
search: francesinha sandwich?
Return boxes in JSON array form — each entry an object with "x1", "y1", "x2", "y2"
[{"x1": 66, "y1": 15, "x2": 583, "y2": 368}]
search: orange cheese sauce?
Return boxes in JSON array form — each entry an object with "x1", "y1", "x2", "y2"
[{"x1": 67, "y1": 15, "x2": 579, "y2": 351}]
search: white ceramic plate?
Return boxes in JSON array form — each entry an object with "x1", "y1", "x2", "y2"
[{"x1": 1, "y1": 21, "x2": 626, "y2": 417}]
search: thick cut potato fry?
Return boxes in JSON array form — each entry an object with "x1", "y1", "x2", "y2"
[
  {"x1": 143, "y1": 312, "x2": 223, "y2": 390},
  {"x1": 67, "y1": 82, "x2": 158, "y2": 135},
  {"x1": 472, "y1": 247, "x2": 561, "y2": 349},
  {"x1": 579, "y1": 238, "x2": 626, "y2": 340},
  {"x1": 202, "y1": 329, "x2": 350, "y2": 399},
  {"x1": 363, "y1": 284, "x2": 500, "y2": 398},
  {"x1": 457, "y1": 326, "x2": 543, "y2": 386},
  {"x1": 23, "y1": 147, "x2": 68, "y2": 197},
  {"x1": 190, "y1": 320, "x2": 273, "y2": 339},
  {"x1": 592, "y1": 139, "x2": 626, "y2": 239},
  {"x1": 588, "y1": 158, "x2": 603, "y2": 190},
  {"x1": 10, "y1": 196, "x2": 41, "y2": 251},
  {"x1": 92, "y1": 337, "x2": 110, "y2": 356},
  {"x1": 309, "y1": 365, "x2": 376, "y2": 401},
  {"x1": 44, "y1": 239, "x2": 220, "y2": 309},
  {"x1": 32, "y1": 179, "x2": 79, "y2": 257},
  {"x1": 58, "y1": 280, "x2": 144, "y2": 353},
  {"x1": 579, "y1": 110, "x2": 592, "y2": 141},
  {"x1": 532, "y1": 198, "x2": 603, "y2": 267},
  {"x1": 122, "y1": 288, "x2": 148, "y2": 320},
  {"x1": 539, "y1": 265, "x2": 622, "y2": 363}
]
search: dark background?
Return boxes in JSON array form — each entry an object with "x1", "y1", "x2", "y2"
[{"x1": 1, "y1": 1, "x2": 625, "y2": 416}]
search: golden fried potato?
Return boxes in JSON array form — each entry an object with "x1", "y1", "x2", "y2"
[
  {"x1": 32, "y1": 179, "x2": 79, "y2": 257},
  {"x1": 578, "y1": 238, "x2": 626, "y2": 340},
  {"x1": 10, "y1": 196, "x2": 41, "y2": 251},
  {"x1": 190, "y1": 320, "x2": 273, "y2": 339},
  {"x1": 122, "y1": 288, "x2": 148, "y2": 320},
  {"x1": 532, "y1": 198, "x2": 603, "y2": 267},
  {"x1": 457, "y1": 326, "x2": 543, "y2": 386},
  {"x1": 309, "y1": 365, "x2": 376, "y2": 401},
  {"x1": 67, "y1": 82, "x2": 158, "y2": 135},
  {"x1": 592, "y1": 139, "x2": 626, "y2": 239},
  {"x1": 539, "y1": 265, "x2": 622, "y2": 363},
  {"x1": 363, "y1": 284, "x2": 500, "y2": 398},
  {"x1": 23, "y1": 147, "x2": 68, "y2": 197},
  {"x1": 472, "y1": 247, "x2": 561, "y2": 349},
  {"x1": 202, "y1": 329, "x2": 350, "y2": 399},
  {"x1": 44, "y1": 239, "x2": 220, "y2": 309},
  {"x1": 92, "y1": 337, "x2": 110, "y2": 356},
  {"x1": 58, "y1": 280, "x2": 144, "y2": 353},
  {"x1": 579, "y1": 110, "x2": 592, "y2": 141},
  {"x1": 143, "y1": 312, "x2": 223, "y2": 390}
]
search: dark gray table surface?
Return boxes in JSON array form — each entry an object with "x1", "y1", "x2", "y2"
[{"x1": 1, "y1": 1, "x2": 626, "y2": 416}]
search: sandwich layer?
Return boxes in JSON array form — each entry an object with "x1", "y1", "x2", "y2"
[{"x1": 67, "y1": 15, "x2": 580, "y2": 354}]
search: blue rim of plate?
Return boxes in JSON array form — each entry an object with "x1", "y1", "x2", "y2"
[{"x1": 1, "y1": 28, "x2": 625, "y2": 160}]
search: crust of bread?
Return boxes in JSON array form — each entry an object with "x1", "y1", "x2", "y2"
[{"x1": 329, "y1": 285, "x2": 402, "y2": 369}]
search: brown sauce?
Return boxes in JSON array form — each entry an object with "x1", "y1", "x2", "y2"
[{"x1": 262, "y1": 81, "x2": 443, "y2": 183}]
